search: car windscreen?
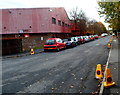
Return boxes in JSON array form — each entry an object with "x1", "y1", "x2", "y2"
[
  {"x1": 68, "y1": 38, "x2": 71, "y2": 41},
  {"x1": 46, "y1": 40, "x2": 55, "y2": 45},
  {"x1": 63, "y1": 39, "x2": 68, "y2": 42}
]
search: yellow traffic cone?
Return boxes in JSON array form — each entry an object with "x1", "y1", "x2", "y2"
[
  {"x1": 30, "y1": 48, "x2": 35, "y2": 55},
  {"x1": 112, "y1": 35, "x2": 115, "y2": 38},
  {"x1": 107, "y1": 43, "x2": 111, "y2": 49},
  {"x1": 104, "y1": 68, "x2": 115, "y2": 87},
  {"x1": 109, "y1": 37, "x2": 113, "y2": 43},
  {"x1": 95, "y1": 64, "x2": 103, "y2": 80},
  {"x1": 110, "y1": 39, "x2": 113, "y2": 43}
]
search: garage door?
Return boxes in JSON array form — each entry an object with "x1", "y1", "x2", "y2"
[{"x1": 2, "y1": 39, "x2": 22, "y2": 55}]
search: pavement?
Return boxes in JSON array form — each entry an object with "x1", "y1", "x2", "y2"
[
  {"x1": 2, "y1": 48, "x2": 44, "y2": 59},
  {"x1": 101, "y1": 37, "x2": 120, "y2": 95}
]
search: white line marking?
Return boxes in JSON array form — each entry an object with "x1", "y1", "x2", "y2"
[{"x1": 99, "y1": 43, "x2": 112, "y2": 95}]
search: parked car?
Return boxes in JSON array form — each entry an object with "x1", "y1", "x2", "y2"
[
  {"x1": 94, "y1": 35, "x2": 99, "y2": 39},
  {"x1": 92, "y1": 35, "x2": 95, "y2": 40},
  {"x1": 77, "y1": 36, "x2": 85, "y2": 44},
  {"x1": 101, "y1": 33, "x2": 108, "y2": 37},
  {"x1": 89, "y1": 35, "x2": 94, "y2": 41},
  {"x1": 83, "y1": 36, "x2": 90, "y2": 42},
  {"x1": 63, "y1": 38, "x2": 76, "y2": 48},
  {"x1": 71, "y1": 37, "x2": 80, "y2": 45},
  {"x1": 44, "y1": 38, "x2": 66, "y2": 51}
]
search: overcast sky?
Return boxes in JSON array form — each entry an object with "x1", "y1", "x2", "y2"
[{"x1": 0, "y1": 0, "x2": 109, "y2": 29}]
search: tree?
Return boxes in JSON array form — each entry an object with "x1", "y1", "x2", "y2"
[
  {"x1": 87, "y1": 20, "x2": 107, "y2": 35},
  {"x1": 70, "y1": 7, "x2": 79, "y2": 21},
  {"x1": 70, "y1": 8, "x2": 88, "y2": 35},
  {"x1": 69, "y1": 7, "x2": 108, "y2": 36},
  {"x1": 97, "y1": 22, "x2": 108, "y2": 33},
  {"x1": 77, "y1": 10, "x2": 88, "y2": 35},
  {"x1": 98, "y1": 2, "x2": 120, "y2": 31}
]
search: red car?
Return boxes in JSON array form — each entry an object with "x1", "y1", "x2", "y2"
[
  {"x1": 89, "y1": 36, "x2": 94, "y2": 41},
  {"x1": 94, "y1": 35, "x2": 99, "y2": 39},
  {"x1": 44, "y1": 38, "x2": 66, "y2": 51},
  {"x1": 78, "y1": 36, "x2": 85, "y2": 44}
]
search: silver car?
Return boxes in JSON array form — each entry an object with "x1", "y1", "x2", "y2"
[{"x1": 83, "y1": 36, "x2": 90, "y2": 42}]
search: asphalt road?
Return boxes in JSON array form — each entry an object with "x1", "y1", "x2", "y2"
[{"x1": 2, "y1": 36, "x2": 111, "y2": 94}]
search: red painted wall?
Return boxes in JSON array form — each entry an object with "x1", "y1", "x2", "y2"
[{"x1": 1, "y1": 7, "x2": 71, "y2": 34}]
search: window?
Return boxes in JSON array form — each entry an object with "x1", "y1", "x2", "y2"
[
  {"x1": 46, "y1": 40, "x2": 55, "y2": 45},
  {"x1": 57, "y1": 39, "x2": 62, "y2": 43},
  {"x1": 67, "y1": 24, "x2": 69, "y2": 27},
  {"x1": 52, "y1": 17, "x2": 56, "y2": 24},
  {"x1": 58, "y1": 20, "x2": 61, "y2": 26},
  {"x1": 62, "y1": 22, "x2": 64, "y2": 27},
  {"x1": 65, "y1": 24, "x2": 67, "y2": 27},
  {"x1": 69, "y1": 25, "x2": 71, "y2": 28},
  {"x1": 68, "y1": 24, "x2": 70, "y2": 27}
]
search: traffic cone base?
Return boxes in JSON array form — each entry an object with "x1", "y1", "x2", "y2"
[{"x1": 104, "y1": 81, "x2": 115, "y2": 87}]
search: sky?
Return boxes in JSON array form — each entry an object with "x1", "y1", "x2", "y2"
[{"x1": 0, "y1": 0, "x2": 109, "y2": 29}]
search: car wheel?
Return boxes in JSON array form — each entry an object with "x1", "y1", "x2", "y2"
[
  {"x1": 64, "y1": 46, "x2": 66, "y2": 49},
  {"x1": 56, "y1": 48, "x2": 60, "y2": 52},
  {"x1": 71, "y1": 43, "x2": 74, "y2": 47},
  {"x1": 73, "y1": 43, "x2": 76, "y2": 47},
  {"x1": 75, "y1": 43, "x2": 77, "y2": 46},
  {"x1": 44, "y1": 49, "x2": 47, "y2": 52}
]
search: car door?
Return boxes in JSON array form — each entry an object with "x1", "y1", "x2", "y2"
[
  {"x1": 59, "y1": 39, "x2": 65, "y2": 48},
  {"x1": 56, "y1": 39, "x2": 62, "y2": 49}
]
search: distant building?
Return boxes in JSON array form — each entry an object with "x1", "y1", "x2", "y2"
[{"x1": 0, "y1": 7, "x2": 71, "y2": 55}]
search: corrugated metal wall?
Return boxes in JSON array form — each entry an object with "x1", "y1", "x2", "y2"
[{"x1": 1, "y1": 8, "x2": 71, "y2": 34}]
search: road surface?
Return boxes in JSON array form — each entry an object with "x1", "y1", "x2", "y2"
[{"x1": 2, "y1": 36, "x2": 111, "y2": 94}]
